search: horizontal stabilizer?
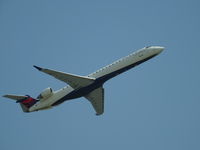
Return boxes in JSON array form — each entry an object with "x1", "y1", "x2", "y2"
[
  {"x1": 3, "y1": 95, "x2": 28, "y2": 101},
  {"x1": 34, "y1": 65, "x2": 95, "y2": 89}
]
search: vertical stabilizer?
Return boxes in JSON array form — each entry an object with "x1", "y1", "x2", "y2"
[
  {"x1": 16, "y1": 96, "x2": 38, "y2": 112},
  {"x1": 20, "y1": 103, "x2": 29, "y2": 112}
]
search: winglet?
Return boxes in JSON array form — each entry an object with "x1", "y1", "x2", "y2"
[{"x1": 33, "y1": 65, "x2": 42, "y2": 71}]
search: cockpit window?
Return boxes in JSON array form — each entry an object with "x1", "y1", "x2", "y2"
[{"x1": 145, "y1": 46, "x2": 152, "y2": 48}]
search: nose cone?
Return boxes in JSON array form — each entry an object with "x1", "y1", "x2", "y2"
[
  {"x1": 146, "y1": 46, "x2": 164, "y2": 54},
  {"x1": 154, "y1": 46, "x2": 164, "y2": 54}
]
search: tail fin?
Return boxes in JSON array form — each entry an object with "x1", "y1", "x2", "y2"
[
  {"x1": 3, "y1": 95, "x2": 38, "y2": 112},
  {"x1": 16, "y1": 96, "x2": 38, "y2": 112}
]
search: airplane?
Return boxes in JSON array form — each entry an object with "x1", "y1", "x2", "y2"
[{"x1": 3, "y1": 46, "x2": 164, "y2": 115}]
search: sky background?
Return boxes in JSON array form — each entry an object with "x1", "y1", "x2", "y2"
[{"x1": 0, "y1": 0, "x2": 200, "y2": 150}]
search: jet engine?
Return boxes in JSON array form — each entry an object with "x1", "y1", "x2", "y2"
[{"x1": 37, "y1": 87, "x2": 53, "y2": 100}]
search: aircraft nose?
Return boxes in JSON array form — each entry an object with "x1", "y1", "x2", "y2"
[
  {"x1": 145, "y1": 46, "x2": 165, "y2": 53},
  {"x1": 152, "y1": 46, "x2": 164, "y2": 54},
  {"x1": 157, "y1": 46, "x2": 164, "y2": 53}
]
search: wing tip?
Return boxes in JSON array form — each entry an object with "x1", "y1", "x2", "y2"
[
  {"x1": 33, "y1": 65, "x2": 42, "y2": 71},
  {"x1": 96, "y1": 112, "x2": 104, "y2": 116}
]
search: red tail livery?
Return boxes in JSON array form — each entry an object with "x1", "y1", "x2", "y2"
[{"x1": 16, "y1": 95, "x2": 38, "y2": 109}]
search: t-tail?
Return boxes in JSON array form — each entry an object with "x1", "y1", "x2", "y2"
[{"x1": 3, "y1": 94, "x2": 38, "y2": 112}]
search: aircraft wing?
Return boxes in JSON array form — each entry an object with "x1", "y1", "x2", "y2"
[
  {"x1": 34, "y1": 66, "x2": 95, "y2": 89},
  {"x1": 85, "y1": 87, "x2": 104, "y2": 115},
  {"x1": 3, "y1": 95, "x2": 27, "y2": 101}
]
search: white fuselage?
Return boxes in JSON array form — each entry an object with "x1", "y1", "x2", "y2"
[{"x1": 29, "y1": 46, "x2": 164, "y2": 112}]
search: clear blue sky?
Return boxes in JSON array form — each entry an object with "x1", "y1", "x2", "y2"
[{"x1": 0, "y1": 0, "x2": 200, "y2": 150}]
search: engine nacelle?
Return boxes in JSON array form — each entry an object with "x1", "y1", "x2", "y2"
[{"x1": 37, "y1": 87, "x2": 53, "y2": 100}]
